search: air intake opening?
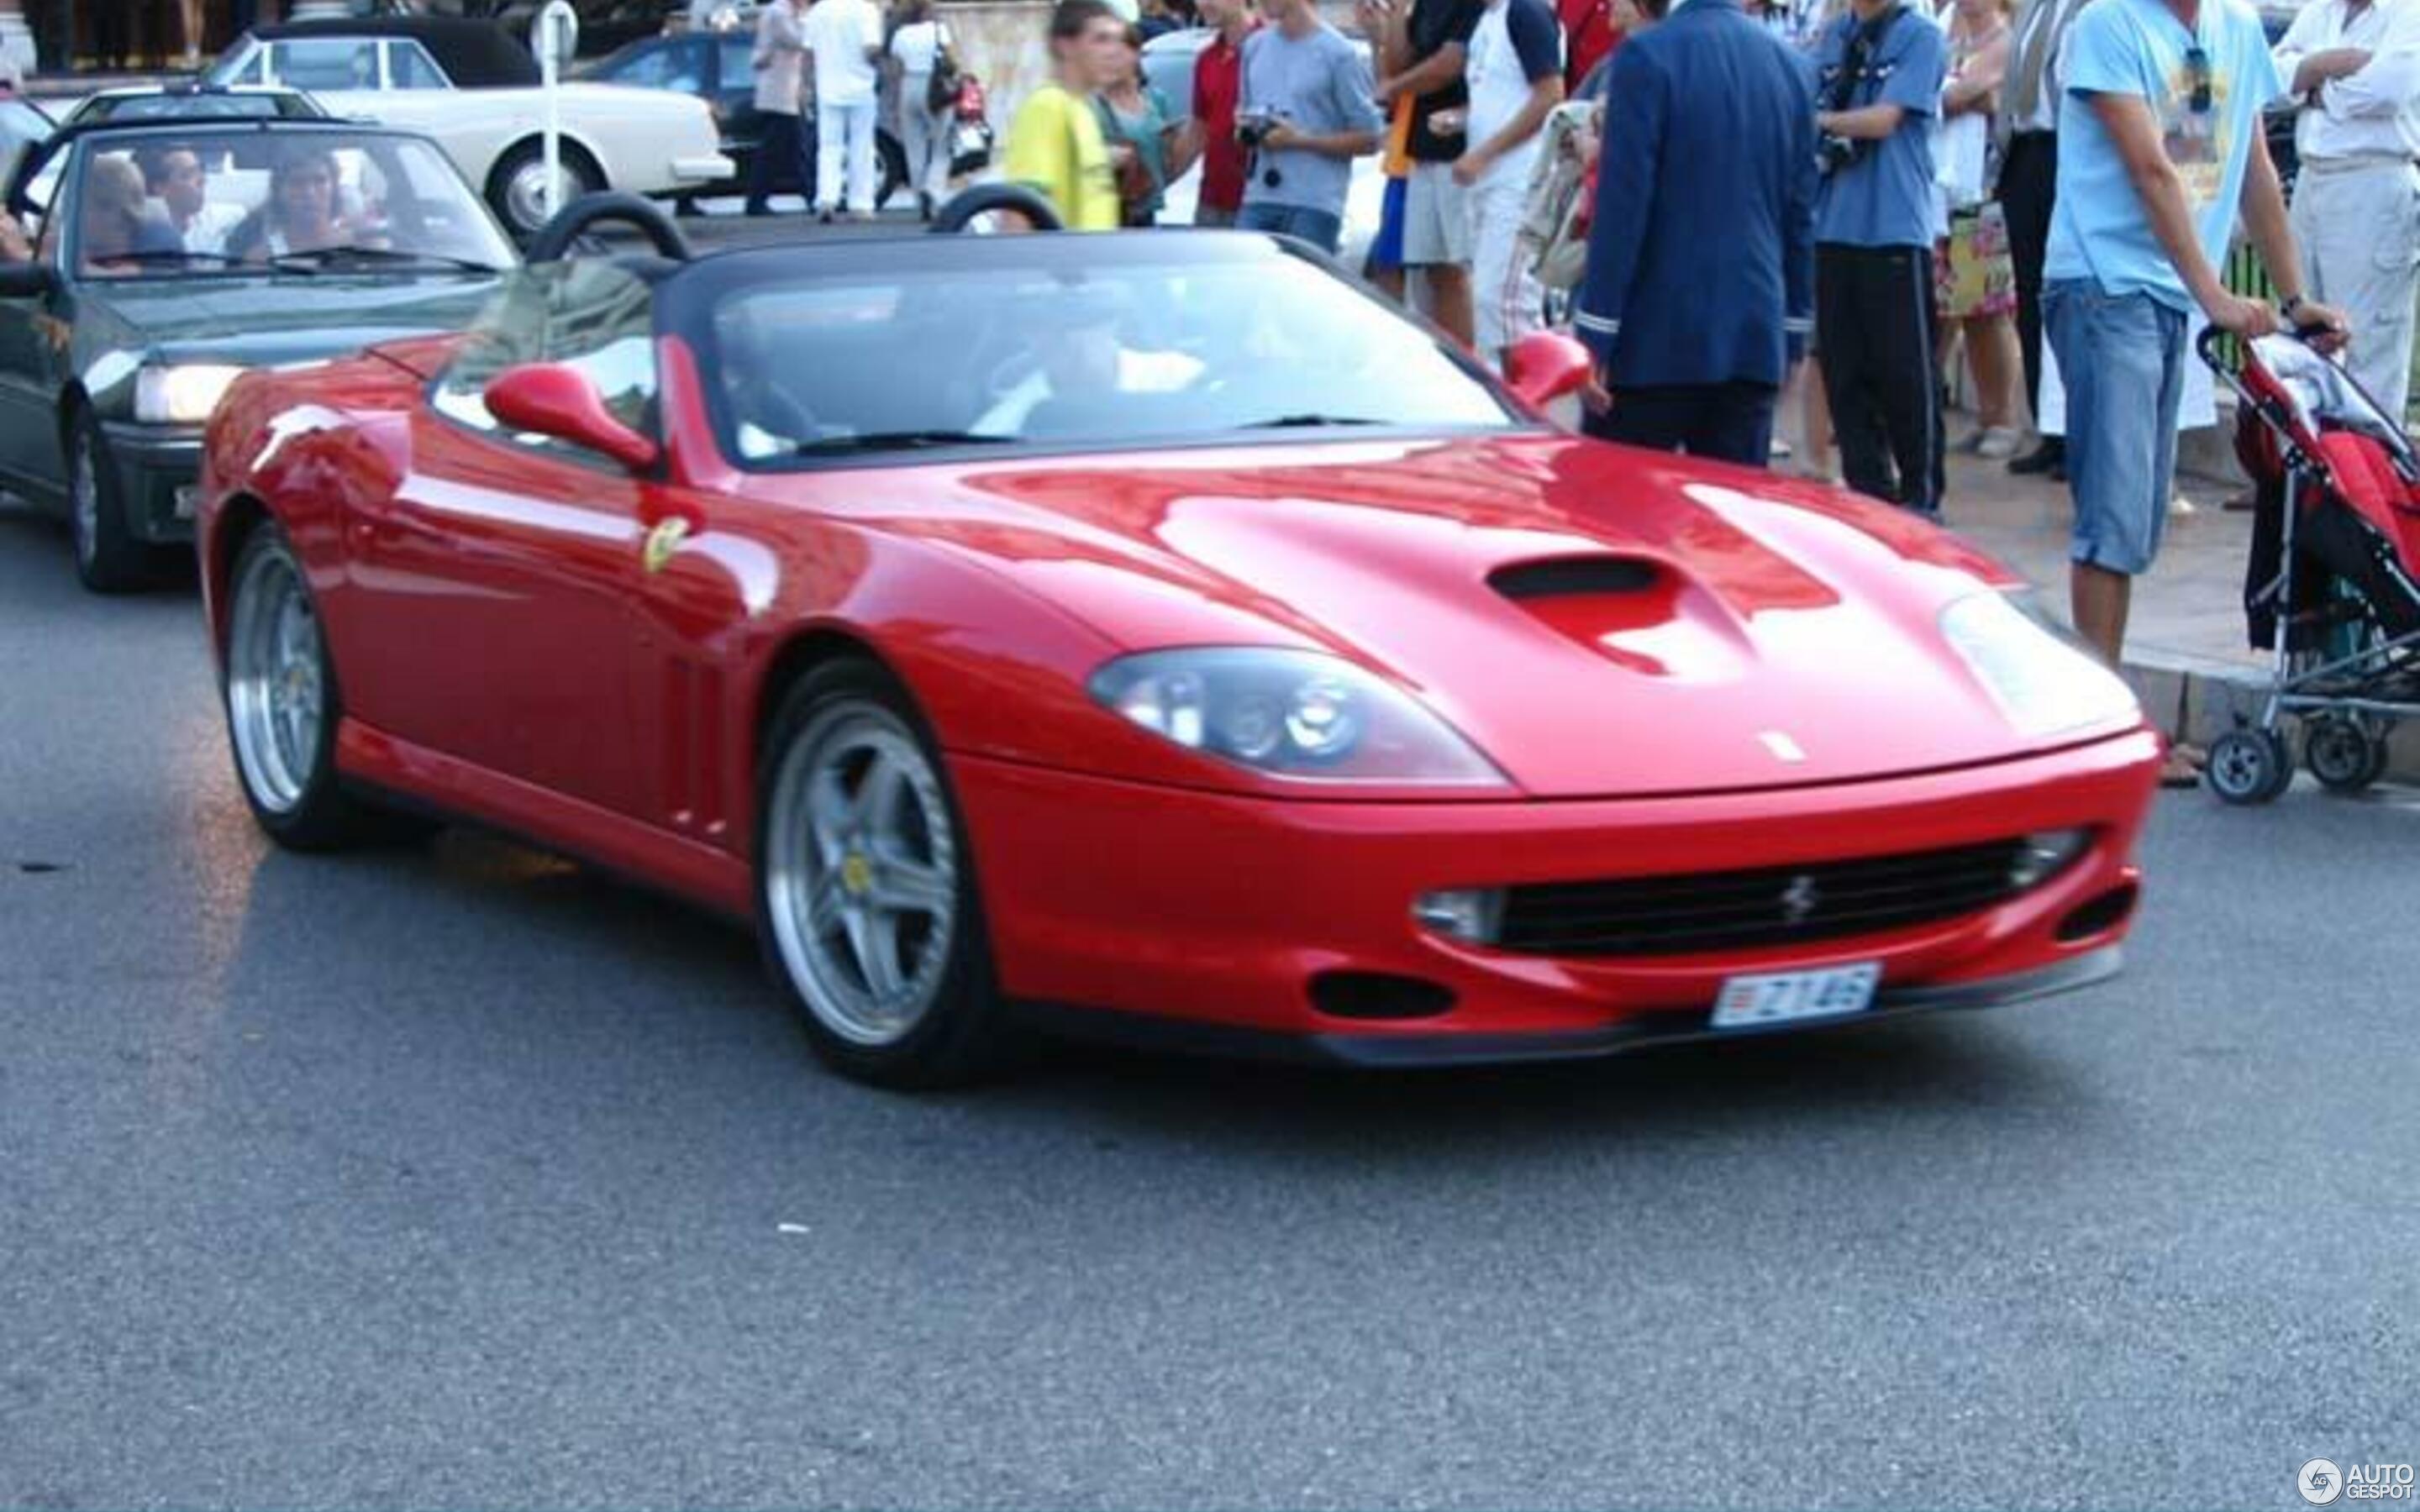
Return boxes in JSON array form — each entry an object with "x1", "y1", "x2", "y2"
[
  {"x1": 1487, "y1": 556, "x2": 1660, "y2": 600},
  {"x1": 1308, "y1": 971, "x2": 1457, "y2": 1021},
  {"x1": 2056, "y1": 883, "x2": 2139, "y2": 942}
]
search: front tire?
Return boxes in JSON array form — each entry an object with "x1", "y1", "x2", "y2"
[
  {"x1": 2207, "y1": 727, "x2": 2293, "y2": 806},
  {"x1": 223, "y1": 522, "x2": 387, "y2": 849},
  {"x1": 68, "y1": 410, "x2": 151, "y2": 594},
  {"x1": 489, "y1": 139, "x2": 603, "y2": 239},
  {"x1": 755, "y1": 659, "x2": 1005, "y2": 1088}
]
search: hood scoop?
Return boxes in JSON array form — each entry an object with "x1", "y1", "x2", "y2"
[
  {"x1": 1487, "y1": 555, "x2": 1660, "y2": 600},
  {"x1": 1489, "y1": 555, "x2": 1749, "y2": 683}
]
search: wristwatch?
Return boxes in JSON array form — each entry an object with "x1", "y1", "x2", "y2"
[{"x1": 2281, "y1": 293, "x2": 2308, "y2": 320}]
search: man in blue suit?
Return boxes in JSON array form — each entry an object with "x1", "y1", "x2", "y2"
[{"x1": 1572, "y1": 0, "x2": 1817, "y2": 465}]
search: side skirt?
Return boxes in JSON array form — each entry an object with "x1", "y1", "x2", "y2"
[{"x1": 335, "y1": 717, "x2": 755, "y2": 922}]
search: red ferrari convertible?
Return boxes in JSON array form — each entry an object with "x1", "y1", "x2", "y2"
[{"x1": 197, "y1": 213, "x2": 2160, "y2": 1087}]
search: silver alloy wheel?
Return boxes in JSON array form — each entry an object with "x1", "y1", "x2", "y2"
[
  {"x1": 70, "y1": 427, "x2": 99, "y2": 569},
  {"x1": 226, "y1": 542, "x2": 327, "y2": 816},
  {"x1": 764, "y1": 703, "x2": 960, "y2": 1047},
  {"x1": 506, "y1": 157, "x2": 583, "y2": 234}
]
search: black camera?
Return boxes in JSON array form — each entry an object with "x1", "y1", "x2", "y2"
[
  {"x1": 1817, "y1": 134, "x2": 1864, "y2": 175},
  {"x1": 1235, "y1": 108, "x2": 1280, "y2": 150}
]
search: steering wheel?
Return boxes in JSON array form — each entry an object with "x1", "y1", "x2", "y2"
[
  {"x1": 523, "y1": 191, "x2": 695, "y2": 264},
  {"x1": 929, "y1": 184, "x2": 1063, "y2": 235}
]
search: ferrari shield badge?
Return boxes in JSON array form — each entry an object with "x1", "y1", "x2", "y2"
[{"x1": 642, "y1": 517, "x2": 690, "y2": 575}]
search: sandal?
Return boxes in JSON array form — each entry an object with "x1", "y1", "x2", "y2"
[{"x1": 2160, "y1": 740, "x2": 2205, "y2": 790}]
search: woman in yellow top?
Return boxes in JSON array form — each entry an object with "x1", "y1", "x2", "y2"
[{"x1": 1002, "y1": 0, "x2": 1131, "y2": 230}]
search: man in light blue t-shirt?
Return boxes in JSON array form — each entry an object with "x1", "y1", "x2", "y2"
[
  {"x1": 2044, "y1": 0, "x2": 2346, "y2": 781},
  {"x1": 1237, "y1": 0, "x2": 1385, "y2": 255}
]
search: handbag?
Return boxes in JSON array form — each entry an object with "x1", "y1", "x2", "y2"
[{"x1": 924, "y1": 25, "x2": 961, "y2": 115}]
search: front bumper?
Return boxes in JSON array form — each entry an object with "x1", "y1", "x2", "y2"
[
  {"x1": 99, "y1": 419, "x2": 203, "y2": 545},
  {"x1": 669, "y1": 153, "x2": 735, "y2": 186},
  {"x1": 950, "y1": 727, "x2": 2162, "y2": 1059}
]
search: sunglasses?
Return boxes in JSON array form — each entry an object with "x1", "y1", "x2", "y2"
[{"x1": 2185, "y1": 44, "x2": 2212, "y2": 113}]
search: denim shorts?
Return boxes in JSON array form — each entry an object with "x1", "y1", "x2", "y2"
[
  {"x1": 2044, "y1": 279, "x2": 2187, "y2": 576},
  {"x1": 1236, "y1": 201, "x2": 1344, "y2": 257}
]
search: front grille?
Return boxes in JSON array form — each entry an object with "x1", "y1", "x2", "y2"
[{"x1": 1497, "y1": 838, "x2": 2035, "y2": 958}]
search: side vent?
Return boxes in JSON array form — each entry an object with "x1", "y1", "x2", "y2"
[
  {"x1": 663, "y1": 659, "x2": 729, "y2": 837},
  {"x1": 1487, "y1": 556, "x2": 1660, "y2": 600}
]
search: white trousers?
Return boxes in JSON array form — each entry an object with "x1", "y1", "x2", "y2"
[
  {"x1": 2292, "y1": 159, "x2": 2420, "y2": 422},
  {"x1": 897, "y1": 85, "x2": 952, "y2": 202},
  {"x1": 818, "y1": 98, "x2": 880, "y2": 213},
  {"x1": 1472, "y1": 173, "x2": 1543, "y2": 367}
]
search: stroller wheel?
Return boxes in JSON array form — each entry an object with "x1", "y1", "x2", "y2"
[
  {"x1": 2304, "y1": 714, "x2": 2389, "y2": 795},
  {"x1": 2208, "y1": 727, "x2": 2293, "y2": 806}
]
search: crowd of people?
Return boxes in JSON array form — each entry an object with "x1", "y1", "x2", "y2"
[{"x1": 997, "y1": 0, "x2": 2407, "y2": 786}]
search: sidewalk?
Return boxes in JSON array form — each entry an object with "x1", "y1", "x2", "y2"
[
  {"x1": 1942, "y1": 434, "x2": 2257, "y2": 675},
  {"x1": 1926, "y1": 419, "x2": 2412, "y2": 775}
]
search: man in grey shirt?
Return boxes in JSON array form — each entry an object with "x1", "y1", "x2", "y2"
[{"x1": 1236, "y1": 0, "x2": 1383, "y2": 254}]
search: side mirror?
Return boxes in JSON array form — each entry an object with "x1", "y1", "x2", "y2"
[
  {"x1": 0, "y1": 260, "x2": 57, "y2": 299},
  {"x1": 484, "y1": 361, "x2": 660, "y2": 472},
  {"x1": 1504, "y1": 330, "x2": 1594, "y2": 411}
]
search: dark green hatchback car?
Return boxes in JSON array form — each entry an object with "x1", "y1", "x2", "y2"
[{"x1": 0, "y1": 116, "x2": 518, "y2": 591}]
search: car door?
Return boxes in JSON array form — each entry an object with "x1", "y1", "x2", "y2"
[
  {"x1": 343, "y1": 261, "x2": 659, "y2": 818},
  {"x1": 0, "y1": 143, "x2": 76, "y2": 497}
]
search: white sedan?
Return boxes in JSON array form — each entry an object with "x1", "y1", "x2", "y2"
[{"x1": 205, "y1": 16, "x2": 730, "y2": 236}]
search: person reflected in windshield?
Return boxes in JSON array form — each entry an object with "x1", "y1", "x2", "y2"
[
  {"x1": 78, "y1": 155, "x2": 181, "y2": 276},
  {"x1": 139, "y1": 147, "x2": 247, "y2": 256},
  {"x1": 230, "y1": 148, "x2": 372, "y2": 261}
]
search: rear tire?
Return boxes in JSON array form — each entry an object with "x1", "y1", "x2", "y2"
[
  {"x1": 2304, "y1": 713, "x2": 2389, "y2": 794},
  {"x1": 67, "y1": 410, "x2": 154, "y2": 594},
  {"x1": 222, "y1": 522, "x2": 392, "y2": 850},
  {"x1": 755, "y1": 659, "x2": 1006, "y2": 1089}
]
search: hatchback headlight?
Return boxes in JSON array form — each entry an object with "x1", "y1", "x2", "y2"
[
  {"x1": 1940, "y1": 591, "x2": 2140, "y2": 739},
  {"x1": 134, "y1": 363, "x2": 246, "y2": 425},
  {"x1": 1089, "y1": 648, "x2": 1506, "y2": 786}
]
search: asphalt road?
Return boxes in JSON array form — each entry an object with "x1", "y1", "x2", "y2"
[{"x1": 2, "y1": 496, "x2": 2416, "y2": 1511}]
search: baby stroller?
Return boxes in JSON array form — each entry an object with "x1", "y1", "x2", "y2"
[{"x1": 2204, "y1": 328, "x2": 2420, "y2": 804}]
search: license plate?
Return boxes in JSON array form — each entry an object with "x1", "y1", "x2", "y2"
[{"x1": 1710, "y1": 963, "x2": 1881, "y2": 1030}]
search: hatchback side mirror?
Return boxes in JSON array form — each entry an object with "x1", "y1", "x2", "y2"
[
  {"x1": 0, "y1": 260, "x2": 58, "y2": 300},
  {"x1": 1504, "y1": 330, "x2": 1594, "y2": 411},
  {"x1": 484, "y1": 361, "x2": 660, "y2": 472}
]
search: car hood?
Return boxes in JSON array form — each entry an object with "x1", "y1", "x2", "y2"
[
  {"x1": 96, "y1": 273, "x2": 502, "y2": 366},
  {"x1": 876, "y1": 433, "x2": 2107, "y2": 799}
]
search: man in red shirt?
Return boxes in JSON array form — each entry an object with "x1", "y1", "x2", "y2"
[
  {"x1": 1189, "y1": 0, "x2": 1260, "y2": 224},
  {"x1": 1558, "y1": 0, "x2": 1616, "y2": 93}
]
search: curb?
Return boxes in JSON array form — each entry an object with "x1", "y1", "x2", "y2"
[{"x1": 2123, "y1": 647, "x2": 2420, "y2": 785}]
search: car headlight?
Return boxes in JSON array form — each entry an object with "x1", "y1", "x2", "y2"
[
  {"x1": 134, "y1": 363, "x2": 246, "y2": 425},
  {"x1": 1089, "y1": 648, "x2": 1507, "y2": 787},
  {"x1": 1939, "y1": 591, "x2": 2141, "y2": 739}
]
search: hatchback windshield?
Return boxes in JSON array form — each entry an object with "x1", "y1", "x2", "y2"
[
  {"x1": 698, "y1": 245, "x2": 1517, "y2": 462},
  {"x1": 60, "y1": 128, "x2": 514, "y2": 280}
]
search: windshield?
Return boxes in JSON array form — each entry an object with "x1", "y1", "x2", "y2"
[
  {"x1": 59, "y1": 128, "x2": 514, "y2": 281},
  {"x1": 80, "y1": 92, "x2": 313, "y2": 123},
  {"x1": 699, "y1": 248, "x2": 1517, "y2": 464}
]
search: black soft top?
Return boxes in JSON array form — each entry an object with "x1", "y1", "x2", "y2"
[{"x1": 245, "y1": 17, "x2": 542, "y2": 88}]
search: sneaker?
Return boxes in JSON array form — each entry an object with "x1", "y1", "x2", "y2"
[
  {"x1": 1770, "y1": 437, "x2": 1795, "y2": 461},
  {"x1": 2168, "y1": 491, "x2": 2198, "y2": 518},
  {"x1": 2007, "y1": 438, "x2": 2065, "y2": 476},
  {"x1": 1975, "y1": 427, "x2": 2023, "y2": 461}
]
